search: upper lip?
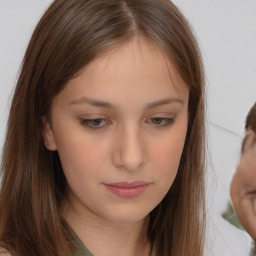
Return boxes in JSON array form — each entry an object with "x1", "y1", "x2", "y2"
[{"x1": 104, "y1": 181, "x2": 150, "y2": 188}]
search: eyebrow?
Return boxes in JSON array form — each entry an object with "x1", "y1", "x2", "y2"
[{"x1": 69, "y1": 97, "x2": 184, "y2": 110}]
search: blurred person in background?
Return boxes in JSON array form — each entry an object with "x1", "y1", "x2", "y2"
[{"x1": 231, "y1": 103, "x2": 256, "y2": 241}]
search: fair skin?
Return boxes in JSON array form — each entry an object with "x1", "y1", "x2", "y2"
[
  {"x1": 0, "y1": 248, "x2": 9, "y2": 256},
  {"x1": 43, "y1": 37, "x2": 189, "y2": 256},
  {"x1": 231, "y1": 129, "x2": 256, "y2": 240}
]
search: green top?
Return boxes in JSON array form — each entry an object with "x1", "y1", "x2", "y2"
[
  {"x1": 72, "y1": 232, "x2": 94, "y2": 256},
  {"x1": 72, "y1": 231, "x2": 154, "y2": 256}
]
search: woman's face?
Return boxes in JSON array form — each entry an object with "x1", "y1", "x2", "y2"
[{"x1": 43, "y1": 37, "x2": 189, "y2": 224}]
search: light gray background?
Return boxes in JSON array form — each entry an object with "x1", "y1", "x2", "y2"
[{"x1": 1, "y1": 1, "x2": 256, "y2": 255}]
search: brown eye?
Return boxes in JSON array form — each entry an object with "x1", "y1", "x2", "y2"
[
  {"x1": 148, "y1": 117, "x2": 174, "y2": 127},
  {"x1": 80, "y1": 118, "x2": 110, "y2": 129},
  {"x1": 151, "y1": 118, "x2": 163, "y2": 124}
]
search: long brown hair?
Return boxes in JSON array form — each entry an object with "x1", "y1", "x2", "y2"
[{"x1": 0, "y1": 0, "x2": 205, "y2": 255}]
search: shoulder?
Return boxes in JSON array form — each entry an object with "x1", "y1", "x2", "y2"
[{"x1": 0, "y1": 247, "x2": 11, "y2": 256}]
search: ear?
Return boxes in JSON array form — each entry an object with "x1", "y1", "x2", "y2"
[{"x1": 42, "y1": 116, "x2": 57, "y2": 151}]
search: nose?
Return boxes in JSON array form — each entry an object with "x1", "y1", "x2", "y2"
[{"x1": 112, "y1": 126, "x2": 146, "y2": 172}]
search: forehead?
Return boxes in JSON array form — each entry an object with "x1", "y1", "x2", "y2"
[
  {"x1": 67, "y1": 37, "x2": 189, "y2": 103},
  {"x1": 242, "y1": 129, "x2": 256, "y2": 153}
]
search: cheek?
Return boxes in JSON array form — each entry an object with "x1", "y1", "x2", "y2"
[
  {"x1": 153, "y1": 128, "x2": 187, "y2": 168},
  {"x1": 152, "y1": 140, "x2": 183, "y2": 177},
  {"x1": 54, "y1": 132, "x2": 111, "y2": 184},
  {"x1": 149, "y1": 126, "x2": 187, "y2": 189},
  {"x1": 145, "y1": 132, "x2": 186, "y2": 210},
  {"x1": 150, "y1": 145, "x2": 183, "y2": 190}
]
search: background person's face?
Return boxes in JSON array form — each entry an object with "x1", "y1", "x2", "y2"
[
  {"x1": 230, "y1": 129, "x2": 256, "y2": 240},
  {"x1": 238, "y1": 129, "x2": 256, "y2": 175},
  {"x1": 43, "y1": 37, "x2": 189, "y2": 224}
]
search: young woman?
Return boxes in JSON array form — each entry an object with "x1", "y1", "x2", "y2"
[{"x1": 0, "y1": 0, "x2": 206, "y2": 255}]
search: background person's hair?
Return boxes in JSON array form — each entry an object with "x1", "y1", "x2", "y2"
[
  {"x1": 245, "y1": 103, "x2": 256, "y2": 132},
  {"x1": 0, "y1": 0, "x2": 205, "y2": 255},
  {"x1": 241, "y1": 103, "x2": 256, "y2": 153}
]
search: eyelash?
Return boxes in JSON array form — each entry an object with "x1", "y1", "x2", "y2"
[{"x1": 80, "y1": 117, "x2": 175, "y2": 130}]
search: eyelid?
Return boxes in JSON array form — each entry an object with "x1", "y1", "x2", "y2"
[
  {"x1": 79, "y1": 112, "x2": 176, "y2": 131},
  {"x1": 146, "y1": 113, "x2": 175, "y2": 120}
]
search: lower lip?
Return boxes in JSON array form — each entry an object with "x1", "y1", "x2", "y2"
[{"x1": 104, "y1": 184, "x2": 149, "y2": 198}]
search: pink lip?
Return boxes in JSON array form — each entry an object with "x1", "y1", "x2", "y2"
[{"x1": 104, "y1": 181, "x2": 150, "y2": 198}]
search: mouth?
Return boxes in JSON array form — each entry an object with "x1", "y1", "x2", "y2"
[{"x1": 103, "y1": 181, "x2": 150, "y2": 198}]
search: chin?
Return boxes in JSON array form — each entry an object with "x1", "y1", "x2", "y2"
[{"x1": 104, "y1": 208, "x2": 150, "y2": 225}]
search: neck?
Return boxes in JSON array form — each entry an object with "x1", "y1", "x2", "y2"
[{"x1": 62, "y1": 197, "x2": 151, "y2": 256}]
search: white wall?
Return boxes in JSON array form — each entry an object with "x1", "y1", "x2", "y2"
[
  {"x1": 174, "y1": 0, "x2": 256, "y2": 135},
  {"x1": 0, "y1": 0, "x2": 53, "y2": 145},
  {"x1": 1, "y1": 1, "x2": 256, "y2": 255}
]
